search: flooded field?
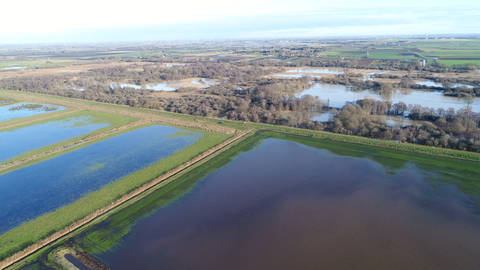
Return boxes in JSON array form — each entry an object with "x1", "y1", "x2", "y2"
[
  {"x1": 0, "y1": 125, "x2": 203, "y2": 235},
  {"x1": 2, "y1": 67, "x2": 28, "y2": 70},
  {"x1": 76, "y1": 134, "x2": 480, "y2": 270},
  {"x1": 298, "y1": 83, "x2": 480, "y2": 111},
  {"x1": 110, "y1": 83, "x2": 177, "y2": 91},
  {"x1": 274, "y1": 68, "x2": 391, "y2": 78},
  {"x1": 287, "y1": 67, "x2": 344, "y2": 74},
  {"x1": 274, "y1": 67, "x2": 344, "y2": 78},
  {"x1": 110, "y1": 78, "x2": 219, "y2": 91},
  {"x1": 0, "y1": 103, "x2": 65, "y2": 123},
  {"x1": 416, "y1": 80, "x2": 475, "y2": 89},
  {"x1": 0, "y1": 115, "x2": 111, "y2": 163}
]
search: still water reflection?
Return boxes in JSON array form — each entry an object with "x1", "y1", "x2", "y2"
[
  {"x1": 86, "y1": 138, "x2": 480, "y2": 270},
  {"x1": 298, "y1": 83, "x2": 480, "y2": 111}
]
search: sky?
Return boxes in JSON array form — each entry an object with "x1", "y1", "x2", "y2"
[{"x1": 1, "y1": 0, "x2": 479, "y2": 43}]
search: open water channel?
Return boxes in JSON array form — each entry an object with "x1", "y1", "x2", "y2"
[{"x1": 76, "y1": 134, "x2": 480, "y2": 269}]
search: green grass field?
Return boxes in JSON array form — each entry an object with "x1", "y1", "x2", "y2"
[
  {"x1": 367, "y1": 51, "x2": 420, "y2": 60},
  {"x1": 319, "y1": 49, "x2": 367, "y2": 58},
  {"x1": 0, "y1": 59, "x2": 75, "y2": 69},
  {"x1": 314, "y1": 39, "x2": 480, "y2": 66},
  {"x1": 437, "y1": 59, "x2": 480, "y2": 66}
]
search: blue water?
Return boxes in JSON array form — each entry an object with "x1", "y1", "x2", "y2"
[
  {"x1": 0, "y1": 116, "x2": 110, "y2": 163},
  {"x1": 0, "y1": 103, "x2": 65, "y2": 123},
  {"x1": 89, "y1": 138, "x2": 480, "y2": 269},
  {"x1": 0, "y1": 125, "x2": 203, "y2": 234}
]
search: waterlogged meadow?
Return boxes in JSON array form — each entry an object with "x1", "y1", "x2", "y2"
[
  {"x1": 0, "y1": 103, "x2": 65, "y2": 123},
  {"x1": 77, "y1": 132, "x2": 480, "y2": 270},
  {"x1": 0, "y1": 115, "x2": 111, "y2": 163},
  {"x1": 0, "y1": 125, "x2": 203, "y2": 235}
]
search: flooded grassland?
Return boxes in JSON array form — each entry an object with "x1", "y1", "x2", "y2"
[
  {"x1": 0, "y1": 103, "x2": 66, "y2": 124},
  {"x1": 0, "y1": 110, "x2": 138, "y2": 164},
  {"x1": 72, "y1": 131, "x2": 480, "y2": 270},
  {"x1": 0, "y1": 124, "x2": 230, "y2": 262}
]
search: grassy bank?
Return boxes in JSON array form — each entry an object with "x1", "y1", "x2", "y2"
[
  {"x1": 249, "y1": 124, "x2": 480, "y2": 161},
  {"x1": 257, "y1": 131, "x2": 480, "y2": 196},
  {"x1": 0, "y1": 123, "x2": 230, "y2": 261}
]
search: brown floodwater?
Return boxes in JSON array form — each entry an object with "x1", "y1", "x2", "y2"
[{"x1": 87, "y1": 138, "x2": 480, "y2": 269}]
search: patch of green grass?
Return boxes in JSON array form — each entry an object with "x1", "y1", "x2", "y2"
[
  {"x1": 0, "y1": 59, "x2": 74, "y2": 69},
  {"x1": 367, "y1": 52, "x2": 420, "y2": 60},
  {"x1": 257, "y1": 131, "x2": 480, "y2": 197},
  {"x1": 320, "y1": 49, "x2": 367, "y2": 58},
  {"x1": 416, "y1": 40, "x2": 480, "y2": 50},
  {"x1": 437, "y1": 59, "x2": 480, "y2": 66},
  {"x1": 87, "y1": 163, "x2": 107, "y2": 171},
  {"x1": 248, "y1": 125, "x2": 480, "y2": 162},
  {"x1": 418, "y1": 49, "x2": 480, "y2": 58},
  {"x1": 167, "y1": 131, "x2": 194, "y2": 138}
]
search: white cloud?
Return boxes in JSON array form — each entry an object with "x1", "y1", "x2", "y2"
[{"x1": 1, "y1": 0, "x2": 479, "y2": 41}]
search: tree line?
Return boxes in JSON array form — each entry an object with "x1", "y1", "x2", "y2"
[{"x1": 0, "y1": 61, "x2": 479, "y2": 152}]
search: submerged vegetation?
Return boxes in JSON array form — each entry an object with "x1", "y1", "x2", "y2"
[{"x1": 7, "y1": 103, "x2": 59, "y2": 112}]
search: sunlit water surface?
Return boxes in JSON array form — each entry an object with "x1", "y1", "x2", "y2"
[{"x1": 87, "y1": 138, "x2": 480, "y2": 270}]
